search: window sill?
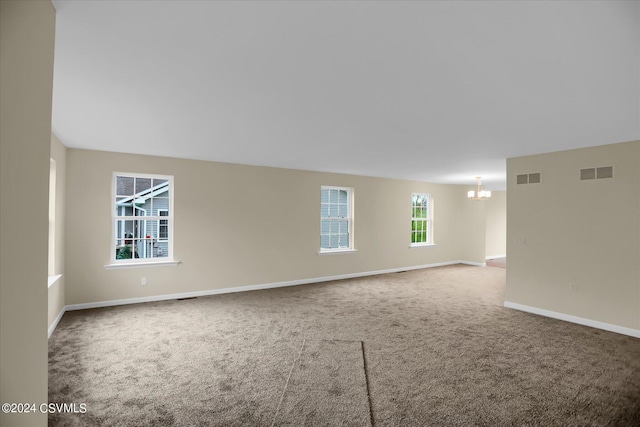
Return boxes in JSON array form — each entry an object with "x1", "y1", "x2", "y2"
[
  {"x1": 48, "y1": 274, "x2": 62, "y2": 288},
  {"x1": 317, "y1": 249, "x2": 358, "y2": 255},
  {"x1": 105, "y1": 260, "x2": 181, "y2": 270},
  {"x1": 409, "y1": 243, "x2": 436, "y2": 248}
]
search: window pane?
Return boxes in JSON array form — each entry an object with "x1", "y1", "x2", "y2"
[
  {"x1": 329, "y1": 204, "x2": 339, "y2": 217},
  {"x1": 339, "y1": 220, "x2": 348, "y2": 234},
  {"x1": 320, "y1": 235, "x2": 330, "y2": 249},
  {"x1": 338, "y1": 233, "x2": 349, "y2": 247},
  {"x1": 339, "y1": 190, "x2": 348, "y2": 204},
  {"x1": 153, "y1": 178, "x2": 168, "y2": 187},
  {"x1": 158, "y1": 218, "x2": 168, "y2": 239},
  {"x1": 135, "y1": 178, "x2": 152, "y2": 194},
  {"x1": 132, "y1": 202, "x2": 150, "y2": 216},
  {"x1": 321, "y1": 189, "x2": 329, "y2": 203},
  {"x1": 116, "y1": 244, "x2": 133, "y2": 259},
  {"x1": 134, "y1": 238, "x2": 154, "y2": 260},
  {"x1": 330, "y1": 189, "x2": 338, "y2": 202},
  {"x1": 154, "y1": 241, "x2": 168, "y2": 258},
  {"x1": 338, "y1": 204, "x2": 347, "y2": 217},
  {"x1": 161, "y1": 186, "x2": 169, "y2": 198},
  {"x1": 151, "y1": 197, "x2": 169, "y2": 216},
  {"x1": 321, "y1": 203, "x2": 329, "y2": 217},
  {"x1": 116, "y1": 220, "x2": 135, "y2": 239},
  {"x1": 330, "y1": 234, "x2": 339, "y2": 248},
  {"x1": 321, "y1": 220, "x2": 330, "y2": 234},
  {"x1": 116, "y1": 176, "x2": 134, "y2": 196},
  {"x1": 115, "y1": 198, "x2": 133, "y2": 216}
]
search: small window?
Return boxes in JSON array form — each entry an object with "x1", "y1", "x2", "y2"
[
  {"x1": 411, "y1": 193, "x2": 433, "y2": 246},
  {"x1": 320, "y1": 186, "x2": 354, "y2": 252},
  {"x1": 48, "y1": 159, "x2": 56, "y2": 276},
  {"x1": 113, "y1": 173, "x2": 173, "y2": 263}
]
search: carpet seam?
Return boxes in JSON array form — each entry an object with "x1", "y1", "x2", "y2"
[
  {"x1": 270, "y1": 336, "x2": 306, "y2": 427},
  {"x1": 361, "y1": 340, "x2": 376, "y2": 427}
]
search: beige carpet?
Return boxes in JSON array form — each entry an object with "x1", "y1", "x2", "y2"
[
  {"x1": 271, "y1": 339, "x2": 372, "y2": 426},
  {"x1": 48, "y1": 265, "x2": 640, "y2": 426}
]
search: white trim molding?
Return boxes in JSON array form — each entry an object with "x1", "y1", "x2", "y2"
[
  {"x1": 48, "y1": 274, "x2": 62, "y2": 288},
  {"x1": 48, "y1": 307, "x2": 66, "y2": 339},
  {"x1": 504, "y1": 301, "x2": 640, "y2": 339},
  {"x1": 317, "y1": 249, "x2": 358, "y2": 255},
  {"x1": 105, "y1": 260, "x2": 180, "y2": 269},
  {"x1": 67, "y1": 260, "x2": 483, "y2": 312},
  {"x1": 486, "y1": 254, "x2": 506, "y2": 260}
]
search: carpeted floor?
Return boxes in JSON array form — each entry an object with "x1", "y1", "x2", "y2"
[{"x1": 48, "y1": 265, "x2": 640, "y2": 426}]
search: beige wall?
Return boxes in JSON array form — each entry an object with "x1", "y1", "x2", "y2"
[
  {"x1": 485, "y1": 191, "x2": 507, "y2": 258},
  {"x1": 506, "y1": 140, "x2": 640, "y2": 331},
  {"x1": 48, "y1": 134, "x2": 67, "y2": 330},
  {"x1": 0, "y1": 1, "x2": 56, "y2": 426},
  {"x1": 457, "y1": 194, "x2": 487, "y2": 263},
  {"x1": 64, "y1": 148, "x2": 486, "y2": 305}
]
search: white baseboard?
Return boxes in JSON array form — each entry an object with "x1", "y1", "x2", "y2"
[
  {"x1": 462, "y1": 260, "x2": 486, "y2": 267},
  {"x1": 48, "y1": 307, "x2": 66, "y2": 339},
  {"x1": 504, "y1": 301, "x2": 640, "y2": 339},
  {"x1": 64, "y1": 260, "x2": 483, "y2": 312},
  {"x1": 486, "y1": 254, "x2": 506, "y2": 260}
]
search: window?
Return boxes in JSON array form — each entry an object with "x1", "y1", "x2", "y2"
[
  {"x1": 320, "y1": 186, "x2": 354, "y2": 252},
  {"x1": 48, "y1": 159, "x2": 56, "y2": 276},
  {"x1": 411, "y1": 193, "x2": 433, "y2": 246},
  {"x1": 112, "y1": 173, "x2": 173, "y2": 263}
]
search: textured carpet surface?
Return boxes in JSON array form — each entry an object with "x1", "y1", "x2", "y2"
[
  {"x1": 271, "y1": 339, "x2": 371, "y2": 426},
  {"x1": 49, "y1": 265, "x2": 640, "y2": 426}
]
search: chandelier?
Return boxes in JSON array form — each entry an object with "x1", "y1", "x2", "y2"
[{"x1": 467, "y1": 176, "x2": 491, "y2": 201}]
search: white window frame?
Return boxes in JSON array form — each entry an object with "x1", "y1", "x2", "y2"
[
  {"x1": 319, "y1": 186, "x2": 356, "y2": 254},
  {"x1": 47, "y1": 158, "x2": 63, "y2": 287},
  {"x1": 410, "y1": 193, "x2": 434, "y2": 247},
  {"x1": 48, "y1": 158, "x2": 56, "y2": 276},
  {"x1": 108, "y1": 172, "x2": 176, "y2": 267}
]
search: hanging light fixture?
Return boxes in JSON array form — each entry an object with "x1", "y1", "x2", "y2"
[{"x1": 467, "y1": 176, "x2": 491, "y2": 201}]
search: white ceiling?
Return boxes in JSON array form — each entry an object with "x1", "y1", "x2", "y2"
[{"x1": 51, "y1": 0, "x2": 639, "y2": 190}]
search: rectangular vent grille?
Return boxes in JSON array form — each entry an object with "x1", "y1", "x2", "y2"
[
  {"x1": 581, "y1": 166, "x2": 613, "y2": 180},
  {"x1": 597, "y1": 166, "x2": 613, "y2": 179},
  {"x1": 516, "y1": 173, "x2": 541, "y2": 185},
  {"x1": 580, "y1": 168, "x2": 596, "y2": 180}
]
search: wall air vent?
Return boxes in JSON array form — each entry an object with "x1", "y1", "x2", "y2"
[
  {"x1": 596, "y1": 166, "x2": 613, "y2": 179},
  {"x1": 516, "y1": 173, "x2": 541, "y2": 185},
  {"x1": 580, "y1": 168, "x2": 596, "y2": 180},
  {"x1": 581, "y1": 166, "x2": 613, "y2": 180}
]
